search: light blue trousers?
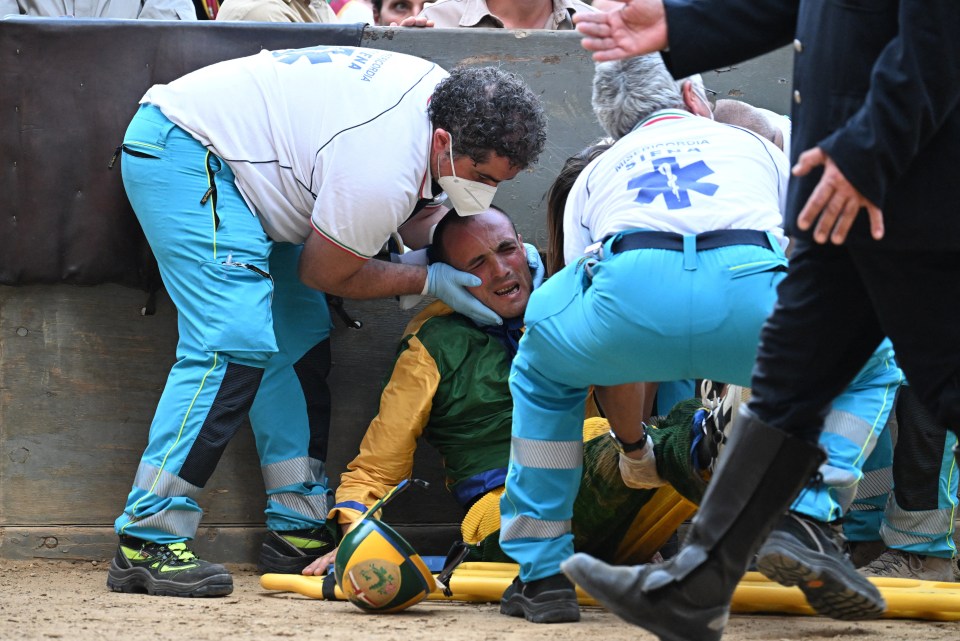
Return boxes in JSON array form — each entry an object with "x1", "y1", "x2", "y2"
[
  {"x1": 844, "y1": 388, "x2": 959, "y2": 559},
  {"x1": 115, "y1": 105, "x2": 333, "y2": 543},
  {"x1": 501, "y1": 234, "x2": 901, "y2": 581}
]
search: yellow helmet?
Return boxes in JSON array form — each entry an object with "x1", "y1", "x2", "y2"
[
  {"x1": 334, "y1": 479, "x2": 439, "y2": 613},
  {"x1": 334, "y1": 517, "x2": 437, "y2": 613}
]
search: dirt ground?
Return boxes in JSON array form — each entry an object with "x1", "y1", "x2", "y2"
[{"x1": 1, "y1": 559, "x2": 957, "y2": 641}]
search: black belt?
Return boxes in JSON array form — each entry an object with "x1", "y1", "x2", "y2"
[{"x1": 608, "y1": 229, "x2": 774, "y2": 254}]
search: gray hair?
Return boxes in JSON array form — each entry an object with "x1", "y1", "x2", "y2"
[{"x1": 592, "y1": 54, "x2": 685, "y2": 140}]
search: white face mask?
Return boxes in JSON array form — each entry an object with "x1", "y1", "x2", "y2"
[{"x1": 436, "y1": 137, "x2": 497, "y2": 216}]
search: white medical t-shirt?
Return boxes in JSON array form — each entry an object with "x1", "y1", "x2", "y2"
[
  {"x1": 142, "y1": 46, "x2": 447, "y2": 257},
  {"x1": 564, "y1": 110, "x2": 789, "y2": 264}
]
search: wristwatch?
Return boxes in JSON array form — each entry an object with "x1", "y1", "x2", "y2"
[{"x1": 608, "y1": 428, "x2": 648, "y2": 454}]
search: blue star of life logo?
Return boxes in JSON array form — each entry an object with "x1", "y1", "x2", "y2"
[
  {"x1": 272, "y1": 46, "x2": 355, "y2": 65},
  {"x1": 628, "y1": 156, "x2": 719, "y2": 209}
]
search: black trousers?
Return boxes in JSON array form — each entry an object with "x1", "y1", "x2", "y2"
[{"x1": 748, "y1": 239, "x2": 960, "y2": 444}]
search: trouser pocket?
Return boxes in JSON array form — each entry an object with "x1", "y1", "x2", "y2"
[
  {"x1": 199, "y1": 260, "x2": 279, "y2": 362},
  {"x1": 728, "y1": 258, "x2": 788, "y2": 280},
  {"x1": 121, "y1": 142, "x2": 163, "y2": 159}
]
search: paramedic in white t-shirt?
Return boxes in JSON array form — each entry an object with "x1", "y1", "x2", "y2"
[
  {"x1": 107, "y1": 45, "x2": 546, "y2": 598},
  {"x1": 497, "y1": 54, "x2": 901, "y2": 624}
]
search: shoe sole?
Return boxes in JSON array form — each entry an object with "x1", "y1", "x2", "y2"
[
  {"x1": 562, "y1": 556, "x2": 725, "y2": 641},
  {"x1": 756, "y1": 532, "x2": 885, "y2": 620},
  {"x1": 107, "y1": 560, "x2": 233, "y2": 597},
  {"x1": 500, "y1": 592, "x2": 580, "y2": 623}
]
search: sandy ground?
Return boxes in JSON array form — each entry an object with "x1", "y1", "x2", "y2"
[{"x1": 1, "y1": 559, "x2": 957, "y2": 641}]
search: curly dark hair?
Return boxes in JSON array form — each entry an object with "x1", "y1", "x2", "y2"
[{"x1": 429, "y1": 66, "x2": 547, "y2": 170}]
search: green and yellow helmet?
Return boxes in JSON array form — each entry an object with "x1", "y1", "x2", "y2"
[{"x1": 334, "y1": 516, "x2": 436, "y2": 613}]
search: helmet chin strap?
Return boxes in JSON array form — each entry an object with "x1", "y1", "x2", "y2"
[
  {"x1": 357, "y1": 477, "x2": 430, "y2": 523},
  {"x1": 435, "y1": 541, "x2": 471, "y2": 597}
]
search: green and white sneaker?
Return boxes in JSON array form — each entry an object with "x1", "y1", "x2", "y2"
[{"x1": 107, "y1": 535, "x2": 233, "y2": 597}]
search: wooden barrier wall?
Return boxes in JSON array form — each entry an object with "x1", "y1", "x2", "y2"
[{"x1": 0, "y1": 16, "x2": 792, "y2": 562}]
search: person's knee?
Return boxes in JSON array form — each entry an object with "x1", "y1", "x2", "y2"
[{"x1": 742, "y1": 397, "x2": 825, "y2": 444}]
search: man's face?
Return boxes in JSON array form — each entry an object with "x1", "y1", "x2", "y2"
[
  {"x1": 446, "y1": 151, "x2": 522, "y2": 188},
  {"x1": 375, "y1": 0, "x2": 426, "y2": 25},
  {"x1": 431, "y1": 129, "x2": 523, "y2": 188},
  {"x1": 442, "y1": 211, "x2": 533, "y2": 320}
]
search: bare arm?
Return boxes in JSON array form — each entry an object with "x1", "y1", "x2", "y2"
[
  {"x1": 302, "y1": 229, "x2": 501, "y2": 325},
  {"x1": 300, "y1": 231, "x2": 427, "y2": 299},
  {"x1": 595, "y1": 382, "x2": 657, "y2": 444}
]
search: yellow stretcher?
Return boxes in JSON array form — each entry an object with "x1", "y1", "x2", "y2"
[{"x1": 261, "y1": 561, "x2": 960, "y2": 621}]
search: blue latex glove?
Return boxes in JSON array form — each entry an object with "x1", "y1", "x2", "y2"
[
  {"x1": 525, "y1": 243, "x2": 545, "y2": 289},
  {"x1": 425, "y1": 262, "x2": 502, "y2": 326}
]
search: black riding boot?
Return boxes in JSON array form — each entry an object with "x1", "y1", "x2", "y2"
[{"x1": 562, "y1": 408, "x2": 824, "y2": 641}]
